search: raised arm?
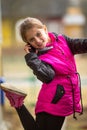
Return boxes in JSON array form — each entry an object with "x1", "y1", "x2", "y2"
[{"x1": 63, "y1": 35, "x2": 87, "y2": 55}]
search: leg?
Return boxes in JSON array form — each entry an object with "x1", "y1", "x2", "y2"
[
  {"x1": 36, "y1": 112, "x2": 65, "y2": 130},
  {"x1": 16, "y1": 105, "x2": 39, "y2": 130},
  {"x1": 1, "y1": 85, "x2": 39, "y2": 130}
]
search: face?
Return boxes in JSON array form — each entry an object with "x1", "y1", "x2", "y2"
[{"x1": 25, "y1": 26, "x2": 51, "y2": 49}]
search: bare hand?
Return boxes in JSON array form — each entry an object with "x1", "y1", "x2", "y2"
[
  {"x1": 24, "y1": 44, "x2": 31, "y2": 54},
  {"x1": 24, "y1": 44, "x2": 38, "y2": 54}
]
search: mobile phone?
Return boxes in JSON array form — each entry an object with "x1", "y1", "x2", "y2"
[
  {"x1": 27, "y1": 43, "x2": 36, "y2": 52},
  {"x1": 30, "y1": 45, "x2": 36, "y2": 52}
]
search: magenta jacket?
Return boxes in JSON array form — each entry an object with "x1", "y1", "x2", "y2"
[{"x1": 35, "y1": 33, "x2": 82, "y2": 117}]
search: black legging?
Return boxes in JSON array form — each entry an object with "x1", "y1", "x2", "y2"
[{"x1": 16, "y1": 105, "x2": 65, "y2": 130}]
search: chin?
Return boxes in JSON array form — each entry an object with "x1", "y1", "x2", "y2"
[{"x1": 41, "y1": 46, "x2": 46, "y2": 49}]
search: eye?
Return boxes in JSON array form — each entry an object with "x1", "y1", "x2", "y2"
[
  {"x1": 36, "y1": 32, "x2": 42, "y2": 37},
  {"x1": 29, "y1": 38, "x2": 35, "y2": 43}
]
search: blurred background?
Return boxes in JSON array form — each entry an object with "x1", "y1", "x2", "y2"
[{"x1": 0, "y1": 0, "x2": 87, "y2": 130}]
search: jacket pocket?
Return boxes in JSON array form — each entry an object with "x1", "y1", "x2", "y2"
[{"x1": 51, "y1": 84, "x2": 65, "y2": 104}]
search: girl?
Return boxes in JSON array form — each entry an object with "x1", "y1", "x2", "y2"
[{"x1": 3, "y1": 17, "x2": 87, "y2": 130}]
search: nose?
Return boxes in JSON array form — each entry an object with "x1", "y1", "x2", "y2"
[{"x1": 35, "y1": 36, "x2": 41, "y2": 43}]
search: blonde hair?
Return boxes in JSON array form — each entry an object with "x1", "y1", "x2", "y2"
[{"x1": 19, "y1": 17, "x2": 44, "y2": 42}]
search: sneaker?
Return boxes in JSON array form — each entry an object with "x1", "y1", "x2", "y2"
[{"x1": 0, "y1": 82, "x2": 27, "y2": 108}]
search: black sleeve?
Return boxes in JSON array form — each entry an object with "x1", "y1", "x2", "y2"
[
  {"x1": 25, "y1": 52, "x2": 55, "y2": 83},
  {"x1": 63, "y1": 35, "x2": 87, "y2": 55}
]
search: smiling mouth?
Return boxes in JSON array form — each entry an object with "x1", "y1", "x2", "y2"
[{"x1": 37, "y1": 42, "x2": 43, "y2": 47}]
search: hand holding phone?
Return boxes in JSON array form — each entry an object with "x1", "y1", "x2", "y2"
[{"x1": 24, "y1": 43, "x2": 36, "y2": 54}]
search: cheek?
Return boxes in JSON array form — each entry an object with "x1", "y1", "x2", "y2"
[{"x1": 42, "y1": 33, "x2": 48, "y2": 41}]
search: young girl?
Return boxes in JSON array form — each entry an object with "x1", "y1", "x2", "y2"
[{"x1": 2, "y1": 17, "x2": 87, "y2": 130}]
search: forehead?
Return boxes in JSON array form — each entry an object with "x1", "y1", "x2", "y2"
[{"x1": 25, "y1": 27, "x2": 44, "y2": 38}]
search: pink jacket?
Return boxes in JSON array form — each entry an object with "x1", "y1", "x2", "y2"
[{"x1": 35, "y1": 33, "x2": 82, "y2": 117}]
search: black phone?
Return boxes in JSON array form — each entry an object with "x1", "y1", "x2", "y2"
[
  {"x1": 30, "y1": 45, "x2": 36, "y2": 52},
  {"x1": 27, "y1": 43, "x2": 36, "y2": 52}
]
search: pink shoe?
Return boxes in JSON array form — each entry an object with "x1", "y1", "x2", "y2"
[
  {"x1": 5, "y1": 91, "x2": 26, "y2": 108},
  {"x1": 0, "y1": 83, "x2": 27, "y2": 108}
]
